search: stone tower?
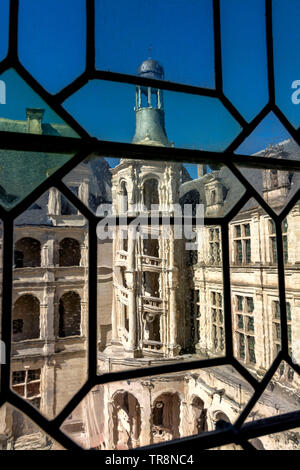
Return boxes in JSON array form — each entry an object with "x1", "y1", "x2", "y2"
[{"x1": 100, "y1": 59, "x2": 190, "y2": 370}]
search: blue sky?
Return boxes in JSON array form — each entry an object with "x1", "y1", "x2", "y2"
[{"x1": 0, "y1": 0, "x2": 298, "y2": 179}]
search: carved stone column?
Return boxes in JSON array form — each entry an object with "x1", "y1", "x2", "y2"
[
  {"x1": 168, "y1": 232, "x2": 181, "y2": 356},
  {"x1": 42, "y1": 287, "x2": 55, "y2": 355},
  {"x1": 125, "y1": 226, "x2": 140, "y2": 356},
  {"x1": 42, "y1": 359, "x2": 56, "y2": 419},
  {"x1": 140, "y1": 381, "x2": 153, "y2": 446}
]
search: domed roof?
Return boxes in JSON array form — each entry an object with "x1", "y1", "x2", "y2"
[{"x1": 137, "y1": 59, "x2": 164, "y2": 80}]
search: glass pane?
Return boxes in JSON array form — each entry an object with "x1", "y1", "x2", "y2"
[
  {"x1": 251, "y1": 430, "x2": 300, "y2": 451},
  {"x1": 273, "y1": 0, "x2": 300, "y2": 129},
  {"x1": 220, "y1": 0, "x2": 268, "y2": 122},
  {"x1": 231, "y1": 199, "x2": 279, "y2": 379},
  {"x1": 61, "y1": 366, "x2": 253, "y2": 449},
  {"x1": 0, "y1": 403, "x2": 64, "y2": 450},
  {"x1": 283, "y1": 200, "x2": 299, "y2": 368},
  {"x1": 97, "y1": 221, "x2": 226, "y2": 372},
  {"x1": 0, "y1": 0, "x2": 9, "y2": 63},
  {"x1": 95, "y1": 0, "x2": 215, "y2": 88},
  {"x1": 0, "y1": 148, "x2": 74, "y2": 209},
  {"x1": 235, "y1": 112, "x2": 291, "y2": 156},
  {"x1": 18, "y1": 0, "x2": 86, "y2": 94},
  {"x1": 0, "y1": 69, "x2": 79, "y2": 137},
  {"x1": 235, "y1": 113, "x2": 299, "y2": 215},
  {"x1": 248, "y1": 363, "x2": 300, "y2": 450},
  {"x1": 63, "y1": 80, "x2": 242, "y2": 151},
  {"x1": 11, "y1": 190, "x2": 89, "y2": 418}
]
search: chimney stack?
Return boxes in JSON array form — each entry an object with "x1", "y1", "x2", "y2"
[{"x1": 26, "y1": 108, "x2": 45, "y2": 134}]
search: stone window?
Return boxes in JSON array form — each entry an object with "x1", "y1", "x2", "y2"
[
  {"x1": 143, "y1": 238, "x2": 159, "y2": 258},
  {"x1": 12, "y1": 295, "x2": 40, "y2": 342},
  {"x1": 273, "y1": 300, "x2": 293, "y2": 381},
  {"x1": 233, "y1": 223, "x2": 251, "y2": 265},
  {"x1": 143, "y1": 178, "x2": 159, "y2": 211},
  {"x1": 211, "y1": 291, "x2": 224, "y2": 352},
  {"x1": 211, "y1": 189, "x2": 216, "y2": 205},
  {"x1": 120, "y1": 181, "x2": 128, "y2": 213},
  {"x1": 234, "y1": 295, "x2": 256, "y2": 364},
  {"x1": 14, "y1": 237, "x2": 41, "y2": 268},
  {"x1": 209, "y1": 227, "x2": 221, "y2": 265},
  {"x1": 59, "y1": 237, "x2": 81, "y2": 266},
  {"x1": 12, "y1": 369, "x2": 41, "y2": 409},
  {"x1": 269, "y1": 218, "x2": 288, "y2": 264},
  {"x1": 58, "y1": 291, "x2": 81, "y2": 337}
]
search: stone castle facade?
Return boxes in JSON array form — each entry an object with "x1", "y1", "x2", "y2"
[{"x1": 0, "y1": 59, "x2": 299, "y2": 450}]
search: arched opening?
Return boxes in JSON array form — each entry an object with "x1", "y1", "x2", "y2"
[
  {"x1": 143, "y1": 178, "x2": 159, "y2": 211},
  {"x1": 191, "y1": 396, "x2": 207, "y2": 435},
  {"x1": 143, "y1": 271, "x2": 160, "y2": 297},
  {"x1": 59, "y1": 291, "x2": 81, "y2": 337},
  {"x1": 59, "y1": 238, "x2": 81, "y2": 266},
  {"x1": 143, "y1": 238, "x2": 159, "y2": 258},
  {"x1": 120, "y1": 181, "x2": 128, "y2": 213},
  {"x1": 14, "y1": 238, "x2": 41, "y2": 268},
  {"x1": 112, "y1": 391, "x2": 141, "y2": 450},
  {"x1": 13, "y1": 295, "x2": 40, "y2": 341},
  {"x1": 152, "y1": 393, "x2": 180, "y2": 443},
  {"x1": 214, "y1": 411, "x2": 231, "y2": 430}
]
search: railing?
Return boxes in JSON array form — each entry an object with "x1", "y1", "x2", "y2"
[
  {"x1": 115, "y1": 250, "x2": 128, "y2": 267},
  {"x1": 140, "y1": 255, "x2": 163, "y2": 269},
  {"x1": 142, "y1": 295, "x2": 164, "y2": 313}
]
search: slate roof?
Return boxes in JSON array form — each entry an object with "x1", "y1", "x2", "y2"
[
  {"x1": 0, "y1": 117, "x2": 78, "y2": 138},
  {"x1": 180, "y1": 138, "x2": 300, "y2": 216}
]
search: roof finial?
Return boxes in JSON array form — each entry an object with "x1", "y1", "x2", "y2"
[{"x1": 148, "y1": 44, "x2": 152, "y2": 59}]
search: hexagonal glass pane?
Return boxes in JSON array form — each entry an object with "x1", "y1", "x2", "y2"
[
  {"x1": 283, "y1": 200, "x2": 300, "y2": 367},
  {"x1": 11, "y1": 190, "x2": 88, "y2": 418},
  {"x1": 0, "y1": 149, "x2": 75, "y2": 210},
  {"x1": 246, "y1": 362, "x2": 300, "y2": 450},
  {"x1": 18, "y1": 0, "x2": 86, "y2": 94},
  {"x1": 0, "y1": 69, "x2": 79, "y2": 137},
  {"x1": 230, "y1": 198, "x2": 279, "y2": 380},
  {"x1": 95, "y1": 0, "x2": 215, "y2": 88},
  {"x1": 0, "y1": 221, "x2": 3, "y2": 378},
  {"x1": 250, "y1": 430, "x2": 300, "y2": 450},
  {"x1": 235, "y1": 113, "x2": 299, "y2": 214},
  {"x1": 61, "y1": 366, "x2": 253, "y2": 449},
  {"x1": 63, "y1": 81, "x2": 242, "y2": 150},
  {"x1": 220, "y1": 0, "x2": 268, "y2": 122},
  {"x1": 0, "y1": 403, "x2": 64, "y2": 450},
  {"x1": 89, "y1": 159, "x2": 245, "y2": 373}
]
